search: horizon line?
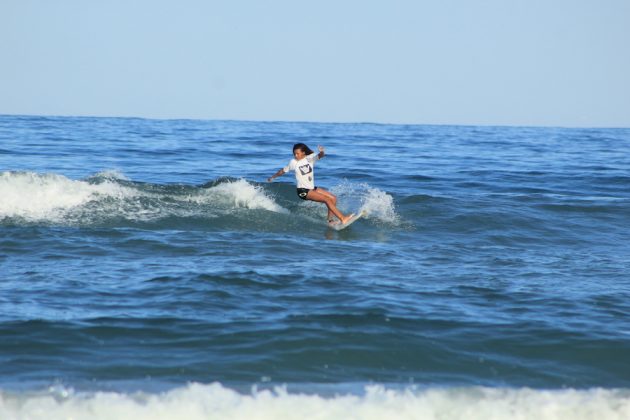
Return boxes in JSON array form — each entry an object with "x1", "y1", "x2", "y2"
[{"x1": 1, "y1": 112, "x2": 628, "y2": 131}]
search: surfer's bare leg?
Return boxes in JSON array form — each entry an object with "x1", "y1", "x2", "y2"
[
  {"x1": 307, "y1": 189, "x2": 352, "y2": 224},
  {"x1": 314, "y1": 188, "x2": 338, "y2": 221}
]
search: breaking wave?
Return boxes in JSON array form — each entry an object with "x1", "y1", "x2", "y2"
[
  {"x1": 0, "y1": 171, "x2": 400, "y2": 230},
  {"x1": 0, "y1": 383, "x2": 628, "y2": 420}
]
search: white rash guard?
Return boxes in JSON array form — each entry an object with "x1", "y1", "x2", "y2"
[{"x1": 284, "y1": 153, "x2": 320, "y2": 190}]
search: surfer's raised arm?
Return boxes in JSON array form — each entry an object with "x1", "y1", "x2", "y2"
[{"x1": 267, "y1": 168, "x2": 285, "y2": 182}]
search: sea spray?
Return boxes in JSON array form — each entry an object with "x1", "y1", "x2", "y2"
[{"x1": 330, "y1": 180, "x2": 401, "y2": 226}]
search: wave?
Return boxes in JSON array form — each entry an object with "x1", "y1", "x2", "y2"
[
  {"x1": 0, "y1": 383, "x2": 628, "y2": 420},
  {"x1": 0, "y1": 171, "x2": 401, "y2": 230}
]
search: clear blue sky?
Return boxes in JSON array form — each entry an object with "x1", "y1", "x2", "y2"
[{"x1": 2, "y1": 0, "x2": 629, "y2": 127}]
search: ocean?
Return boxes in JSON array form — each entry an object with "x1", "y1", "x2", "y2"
[{"x1": 0, "y1": 114, "x2": 629, "y2": 419}]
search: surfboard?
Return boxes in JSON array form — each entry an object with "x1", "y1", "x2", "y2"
[{"x1": 329, "y1": 211, "x2": 366, "y2": 231}]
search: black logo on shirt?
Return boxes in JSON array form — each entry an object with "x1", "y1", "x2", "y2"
[{"x1": 299, "y1": 164, "x2": 312, "y2": 176}]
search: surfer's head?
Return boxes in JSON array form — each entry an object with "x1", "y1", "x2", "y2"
[{"x1": 293, "y1": 143, "x2": 314, "y2": 160}]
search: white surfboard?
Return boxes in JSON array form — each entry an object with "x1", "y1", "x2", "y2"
[{"x1": 329, "y1": 211, "x2": 366, "y2": 231}]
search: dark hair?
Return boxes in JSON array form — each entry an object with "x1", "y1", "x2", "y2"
[{"x1": 293, "y1": 143, "x2": 314, "y2": 155}]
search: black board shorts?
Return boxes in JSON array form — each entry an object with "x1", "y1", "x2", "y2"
[{"x1": 296, "y1": 186, "x2": 317, "y2": 200}]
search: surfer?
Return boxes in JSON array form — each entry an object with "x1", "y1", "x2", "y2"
[{"x1": 267, "y1": 143, "x2": 354, "y2": 225}]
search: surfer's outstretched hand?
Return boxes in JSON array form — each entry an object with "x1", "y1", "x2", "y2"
[{"x1": 317, "y1": 145, "x2": 326, "y2": 159}]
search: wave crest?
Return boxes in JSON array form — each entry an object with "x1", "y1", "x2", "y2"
[
  {"x1": 0, "y1": 172, "x2": 287, "y2": 226},
  {"x1": 196, "y1": 179, "x2": 288, "y2": 213},
  {"x1": 0, "y1": 171, "x2": 138, "y2": 222}
]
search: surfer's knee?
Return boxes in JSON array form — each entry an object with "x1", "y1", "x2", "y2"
[
  {"x1": 323, "y1": 196, "x2": 336, "y2": 208},
  {"x1": 323, "y1": 192, "x2": 336, "y2": 204}
]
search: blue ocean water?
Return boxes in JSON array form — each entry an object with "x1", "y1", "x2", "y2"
[{"x1": 1, "y1": 115, "x2": 629, "y2": 418}]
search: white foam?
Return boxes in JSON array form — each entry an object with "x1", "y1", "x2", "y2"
[
  {"x1": 0, "y1": 171, "x2": 138, "y2": 222},
  {"x1": 1, "y1": 383, "x2": 628, "y2": 420},
  {"x1": 196, "y1": 179, "x2": 288, "y2": 213}
]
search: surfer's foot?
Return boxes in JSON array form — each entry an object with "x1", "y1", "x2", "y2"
[{"x1": 340, "y1": 213, "x2": 354, "y2": 224}]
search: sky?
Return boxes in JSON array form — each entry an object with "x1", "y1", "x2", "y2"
[{"x1": 1, "y1": 0, "x2": 629, "y2": 127}]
